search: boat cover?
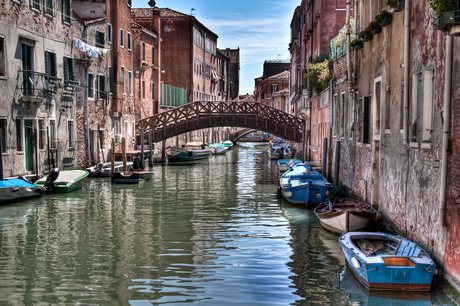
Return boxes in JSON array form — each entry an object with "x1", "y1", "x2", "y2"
[{"x1": 0, "y1": 178, "x2": 36, "y2": 188}]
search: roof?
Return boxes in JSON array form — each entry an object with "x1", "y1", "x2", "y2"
[
  {"x1": 239, "y1": 94, "x2": 255, "y2": 102},
  {"x1": 131, "y1": 22, "x2": 158, "y2": 39},
  {"x1": 265, "y1": 70, "x2": 289, "y2": 81},
  {"x1": 72, "y1": 10, "x2": 106, "y2": 25}
]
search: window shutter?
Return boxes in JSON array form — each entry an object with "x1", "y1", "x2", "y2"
[
  {"x1": 363, "y1": 97, "x2": 371, "y2": 144},
  {"x1": 51, "y1": 53, "x2": 57, "y2": 77},
  {"x1": 109, "y1": 67, "x2": 114, "y2": 93},
  {"x1": 63, "y1": 57, "x2": 68, "y2": 80},
  {"x1": 100, "y1": 32, "x2": 105, "y2": 47},
  {"x1": 96, "y1": 31, "x2": 100, "y2": 46},
  {"x1": 70, "y1": 58, "x2": 75, "y2": 81},
  {"x1": 99, "y1": 76, "x2": 106, "y2": 99},
  {"x1": 45, "y1": 51, "x2": 50, "y2": 75}
]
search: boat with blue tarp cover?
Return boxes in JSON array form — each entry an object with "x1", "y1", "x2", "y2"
[
  {"x1": 0, "y1": 177, "x2": 43, "y2": 204},
  {"x1": 278, "y1": 163, "x2": 332, "y2": 206},
  {"x1": 277, "y1": 159, "x2": 302, "y2": 172},
  {"x1": 339, "y1": 231, "x2": 435, "y2": 292}
]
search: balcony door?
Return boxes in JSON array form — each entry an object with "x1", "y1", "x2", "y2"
[
  {"x1": 24, "y1": 120, "x2": 34, "y2": 172},
  {"x1": 21, "y1": 43, "x2": 33, "y2": 96}
]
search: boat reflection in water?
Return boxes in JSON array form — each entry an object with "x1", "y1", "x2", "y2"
[{"x1": 340, "y1": 265, "x2": 431, "y2": 306}]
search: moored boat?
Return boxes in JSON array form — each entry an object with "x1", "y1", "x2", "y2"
[
  {"x1": 278, "y1": 163, "x2": 332, "y2": 206},
  {"x1": 209, "y1": 144, "x2": 228, "y2": 155},
  {"x1": 35, "y1": 169, "x2": 88, "y2": 193},
  {"x1": 314, "y1": 198, "x2": 377, "y2": 234},
  {"x1": 0, "y1": 177, "x2": 43, "y2": 204},
  {"x1": 166, "y1": 142, "x2": 210, "y2": 162},
  {"x1": 268, "y1": 141, "x2": 291, "y2": 159},
  {"x1": 339, "y1": 231, "x2": 436, "y2": 292},
  {"x1": 87, "y1": 162, "x2": 133, "y2": 177},
  {"x1": 113, "y1": 170, "x2": 151, "y2": 184},
  {"x1": 223, "y1": 140, "x2": 233, "y2": 148},
  {"x1": 277, "y1": 159, "x2": 302, "y2": 172}
]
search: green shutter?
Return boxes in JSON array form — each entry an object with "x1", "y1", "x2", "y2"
[
  {"x1": 88, "y1": 74, "x2": 93, "y2": 98},
  {"x1": 51, "y1": 53, "x2": 57, "y2": 77},
  {"x1": 109, "y1": 67, "x2": 114, "y2": 93},
  {"x1": 96, "y1": 31, "x2": 100, "y2": 46},
  {"x1": 69, "y1": 58, "x2": 74, "y2": 81},
  {"x1": 45, "y1": 51, "x2": 50, "y2": 75},
  {"x1": 63, "y1": 57, "x2": 68, "y2": 80},
  {"x1": 99, "y1": 76, "x2": 106, "y2": 99},
  {"x1": 32, "y1": 0, "x2": 40, "y2": 10},
  {"x1": 63, "y1": 0, "x2": 71, "y2": 23}
]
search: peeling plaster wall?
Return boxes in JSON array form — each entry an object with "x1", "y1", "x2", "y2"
[{"x1": 0, "y1": 0, "x2": 77, "y2": 176}]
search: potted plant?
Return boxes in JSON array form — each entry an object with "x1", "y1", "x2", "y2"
[
  {"x1": 46, "y1": 5, "x2": 53, "y2": 15},
  {"x1": 431, "y1": 0, "x2": 459, "y2": 30},
  {"x1": 350, "y1": 39, "x2": 364, "y2": 50},
  {"x1": 368, "y1": 21, "x2": 382, "y2": 35},
  {"x1": 376, "y1": 10, "x2": 392, "y2": 26},
  {"x1": 359, "y1": 29, "x2": 372, "y2": 42},
  {"x1": 387, "y1": 0, "x2": 405, "y2": 12}
]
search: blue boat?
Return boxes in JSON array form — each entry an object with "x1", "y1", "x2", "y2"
[
  {"x1": 339, "y1": 231, "x2": 435, "y2": 292},
  {"x1": 0, "y1": 177, "x2": 43, "y2": 204},
  {"x1": 165, "y1": 142, "x2": 210, "y2": 162},
  {"x1": 278, "y1": 164, "x2": 332, "y2": 206}
]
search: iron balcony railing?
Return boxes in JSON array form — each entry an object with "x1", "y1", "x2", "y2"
[
  {"x1": 433, "y1": 9, "x2": 460, "y2": 32},
  {"x1": 18, "y1": 70, "x2": 61, "y2": 98}
]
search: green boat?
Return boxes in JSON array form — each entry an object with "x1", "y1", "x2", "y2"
[{"x1": 35, "y1": 169, "x2": 89, "y2": 193}]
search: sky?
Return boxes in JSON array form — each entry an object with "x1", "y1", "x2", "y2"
[{"x1": 132, "y1": 0, "x2": 299, "y2": 96}]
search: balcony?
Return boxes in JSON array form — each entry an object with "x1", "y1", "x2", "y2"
[
  {"x1": 63, "y1": 80, "x2": 79, "y2": 93},
  {"x1": 433, "y1": 10, "x2": 460, "y2": 33},
  {"x1": 18, "y1": 70, "x2": 61, "y2": 102}
]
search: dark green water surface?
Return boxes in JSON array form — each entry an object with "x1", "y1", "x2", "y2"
[{"x1": 0, "y1": 145, "x2": 456, "y2": 305}]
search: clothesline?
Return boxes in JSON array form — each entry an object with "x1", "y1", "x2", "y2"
[{"x1": 73, "y1": 38, "x2": 108, "y2": 60}]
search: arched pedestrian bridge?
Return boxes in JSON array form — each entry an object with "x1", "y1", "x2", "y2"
[{"x1": 136, "y1": 101, "x2": 305, "y2": 142}]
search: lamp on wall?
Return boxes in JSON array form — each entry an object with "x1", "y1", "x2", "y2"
[{"x1": 141, "y1": 65, "x2": 165, "y2": 73}]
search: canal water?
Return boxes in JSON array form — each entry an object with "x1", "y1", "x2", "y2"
[{"x1": 0, "y1": 145, "x2": 456, "y2": 305}]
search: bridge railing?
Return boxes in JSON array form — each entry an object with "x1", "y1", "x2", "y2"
[{"x1": 136, "y1": 101, "x2": 305, "y2": 142}]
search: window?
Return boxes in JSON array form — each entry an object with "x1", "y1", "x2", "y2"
[
  {"x1": 373, "y1": 80, "x2": 381, "y2": 137},
  {"x1": 96, "y1": 30, "x2": 105, "y2": 48},
  {"x1": 411, "y1": 73, "x2": 422, "y2": 142},
  {"x1": 62, "y1": 0, "x2": 71, "y2": 23},
  {"x1": 63, "y1": 56, "x2": 74, "y2": 81},
  {"x1": 142, "y1": 41, "x2": 145, "y2": 61},
  {"x1": 38, "y1": 119, "x2": 45, "y2": 150},
  {"x1": 127, "y1": 32, "x2": 131, "y2": 51},
  {"x1": 127, "y1": 0, "x2": 131, "y2": 7},
  {"x1": 124, "y1": 121, "x2": 128, "y2": 141},
  {"x1": 128, "y1": 71, "x2": 132, "y2": 96},
  {"x1": 142, "y1": 79, "x2": 145, "y2": 99},
  {"x1": 109, "y1": 66, "x2": 114, "y2": 94},
  {"x1": 45, "y1": 50, "x2": 57, "y2": 77},
  {"x1": 340, "y1": 93, "x2": 345, "y2": 137},
  {"x1": 384, "y1": 91, "x2": 391, "y2": 130},
  {"x1": 271, "y1": 84, "x2": 278, "y2": 94},
  {"x1": 363, "y1": 96, "x2": 371, "y2": 144},
  {"x1": 120, "y1": 28, "x2": 124, "y2": 48},
  {"x1": 0, "y1": 118, "x2": 6, "y2": 153},
  {"x1": 44, "y1": 0, "x2": 53, "y2": 14},
  {"x1": 87, "y1": 73, "x2": 94, "y2": 98},
  {"x1": 151, "y1": 46, "x2": 154, "y2": 65},
  {"x1": 132, "y1": 121, "x2": 135, "y2": 139},
  {"x1": 16, "y1": 119, "x2": 23, "y2": 151},
  {"x1": 31, "y1": 0, "x2": 40, "y2": 11},
  {"x1": 98, "y1": 75, "x2": 106, "y2": 99},
  {"x1": 422, "y1": 70, "x2": 434, "y2": 142},
  {"x1": 152, "y1": 82, "x2": 155, "y2": 101},
  {"x1": 0, "y1": 36, "x2": 5, "y2": 77},
  {"x1": 68, "y1": 120, "x2": 73, "y2": 146},
  {"x1": 121, "y1": 67, "x2": 125, "y2": 94},
  {"x1": 49, "y1": 120, "x2": 56, "y2": 149},
  {"x1": 205, "y1": 38, "x2": 210, "y2": 53},
  {"x1": 108, "y1": 23, "x2": 112, "y2": 44}
]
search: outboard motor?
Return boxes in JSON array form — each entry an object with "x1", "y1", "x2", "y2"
[
  {"x1": 45, "y1": 168, "x2": 60, "y2": 193},
  {"x1": 201, "y1": 144, "x2": 205, "y2": 150},
  {"x1": 18, "y1": 176, "x2": 31, "y2": 184}
]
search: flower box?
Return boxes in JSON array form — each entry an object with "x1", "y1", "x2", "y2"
[
  {"x1": 388, "y1": 0, "x2": 405, "y2": 12},
  {"x1": 379, "y1": 13, "x2": 393, "y2": 27},
  {"x1": 351, "y1": 42, "x2": 364, "y2": 50},
  {"x1": 361, "y1": 33, "x2": 373, "y2": 42},
  {"x1": 369, "y1": 25, "x2": 382, "y2": 35}
]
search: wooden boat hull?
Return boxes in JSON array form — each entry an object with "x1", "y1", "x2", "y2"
[
  {"x1": 339, "y1": 232, "x2": 435, "y2": 292},
  {"x1": 314, "y1": 200, "x2": 376, "y2": 234},
  {"x1": 87, "y1": 162, "x2": 133, "y2": 177},
  {"x1": 35, "y1": 169, "x2": 89, "y2": 193},
  {"x1": 0, "y1": 179, "x2": 42, "y2": 204},
  {"x1": 113, "y1": 170, "x2": 151, "y2": 184},
  {"x1": 166, "y1": 146, "x2": 210, "y2": 162},
  {"x1": 277, "y1": 159, "x2": 302, "y2": 172}
]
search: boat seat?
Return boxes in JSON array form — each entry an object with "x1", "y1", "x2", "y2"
[{"x1": 395, "y1": 240, "x2": 421, "y2": 257}]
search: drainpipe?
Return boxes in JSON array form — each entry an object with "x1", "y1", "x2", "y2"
[
  {"x1": 346, "y1": 0, "x2": 352, "y2": 92},
  {"x1": 328, "y1": 78, "x2": 334, "y2": 149},
  {"x1": 353, "y1": 0, "x2": 358, "y2": 86},
  {"x1": 440, "y1": 35, "x2": 454, "y2": 227},
  {"x1": 84, "y1": 24, "x2": 91, "y2": 167},
  {"x1": 403, "y1": 0, "x2": 410, "y2": 144}
]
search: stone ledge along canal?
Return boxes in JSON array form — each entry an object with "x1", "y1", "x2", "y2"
[{"x1": 0, "y1": 145, "x2": 455, "y2": 305}]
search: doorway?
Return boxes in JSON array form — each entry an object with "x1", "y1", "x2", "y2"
[{"x1": 24, "y1": 119, "x2": 34, "y2": 172}]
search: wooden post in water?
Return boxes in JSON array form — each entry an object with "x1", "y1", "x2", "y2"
[
  {"x1": 148, "y1": 130, "x2": 153, "y2": 167},
  {"x1": 34, "y1": 128, "x2": 38, "y2": 177},
  {"x1": 111, "y1": 138, "x2": 115, "y2": 184},
  {"x1": 161, "y1": 139, "x2": 166, "y2": 164},
  {"x1": 122, "y1": 137, "x2": 127, "y2": 172},
  {"x1": 141, "y1": 128, "x2": 145, "y2": 169}
]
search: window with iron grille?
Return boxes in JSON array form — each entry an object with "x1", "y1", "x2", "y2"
[
  {"x1": 49, "y1": 120, "x2": 56, "y2": 149},
  {"x1": 16, "y1": 119, "x2": 23, "y2": 151},
  {"x1": 0, "y1": 118, "x2": 6, "y2": 153},
  {"x1": 38, "y1": 119, "x2": 45, "y2": 150}
]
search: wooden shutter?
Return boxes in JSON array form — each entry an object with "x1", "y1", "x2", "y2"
[
  {"x1": 69, "y1": 58, "x2": 74, "y2": 81},
  {"x1": 45, "y1": 51, "x2": 50, "y2": 75},
  {"x1": 99, "y1": 76, "x2": 106, "y2": 99},
  {"x1": 51, "y1": 53, "x2": 57, "y2": 77},
  {"x1": 63, "y1": 56, "x2": 68, "y2": 80}
]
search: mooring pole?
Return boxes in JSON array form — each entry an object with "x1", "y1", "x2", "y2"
[
  {"x1": 34, "y1": 128, "x2": 38, "y2": 176},
  {"x1": 148, "y1": 130, "x2": 153, "y2": 167},
  {"x1": 322, "y1": 138, "x2": 327, "y2": 176},
  {"x1": 161, "y1": 139, "x2": 166, "y2": 164},
  {"x1": 334, "y1": 141, "x2": 341, "y2": 186},
  {"x1": 122, "y1": 137, "x2": 127, "y2": 172},
  {"x1": 111, "y1": 138, "x2": 115, "y2": 184},
  {"x1": 141, "y1": 128, "x2": 145, "y2": 169}
]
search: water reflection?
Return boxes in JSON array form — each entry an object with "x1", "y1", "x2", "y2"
[{"x1": 0, "y1": 145, "x2": 455, "y2": 305}]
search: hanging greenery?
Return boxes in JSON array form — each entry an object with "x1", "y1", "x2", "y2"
[
  {"x1": 304, "y1": 56, "x2": 332, "y2": 93},
  {"x1": 330, "y1": 18, "x2": 356, "y2": 60},
  {"x1": 430, "y1": 0, "x2": 458, "y2": 12}
]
